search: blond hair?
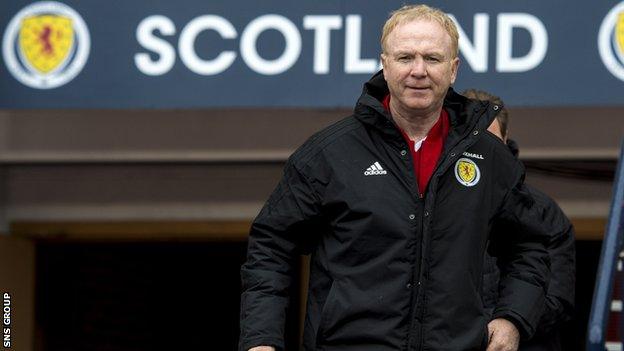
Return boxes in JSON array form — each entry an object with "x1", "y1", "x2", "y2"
[{"x1": 381, "y1": 4, "x2": 459, "y2": 58}]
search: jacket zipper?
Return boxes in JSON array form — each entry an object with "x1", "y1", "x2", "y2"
[{"x1": 409, "y1": 108, "x2": 490, "y2": 351}]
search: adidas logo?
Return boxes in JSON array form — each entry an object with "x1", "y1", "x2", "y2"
[{"x1": 364, "y1": 162, "x2": 388, "y2": 176}]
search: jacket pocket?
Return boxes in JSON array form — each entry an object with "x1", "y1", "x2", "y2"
[{"x1": 316, "y1": 279, "x2": 339, "y2": 345}]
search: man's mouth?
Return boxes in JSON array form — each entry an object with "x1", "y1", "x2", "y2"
[{"x1": 407, "y1": 86, "x2": 430, "y2": 91}]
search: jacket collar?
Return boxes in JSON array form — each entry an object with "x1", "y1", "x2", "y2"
[{"x1": 354, "y1": 70, "x2": 499, "y2": 142}]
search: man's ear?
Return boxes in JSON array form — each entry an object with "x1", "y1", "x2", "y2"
[
  {"x1": 450, "y1": 57, "x2": 460, "y2": 85},
  {"x1": 381, "y1": 53, "x2": 387, "y2": 79}
]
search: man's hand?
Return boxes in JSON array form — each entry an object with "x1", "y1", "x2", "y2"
[
  {"x1": 248, "y1": 347, "x2": 275, "y2": 351},
  {"x1": 485, "y1": 318, "x2": 520, "y2": 351}
]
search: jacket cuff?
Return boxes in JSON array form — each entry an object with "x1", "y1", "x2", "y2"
[
  {"x1": 492, "y1": 278, "x2": 545, "y2": 338},
  {"x1": 491, "y1": 309, "x2": 531, "y2": 339}
]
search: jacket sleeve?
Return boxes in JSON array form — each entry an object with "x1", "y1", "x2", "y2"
[
  {"x1": 529, "y1": 186, "x2": 576, "y2": 334},
  {"x1": 489, "y1": 181, "x2": 551, "y2": 339},
  {"x1": 481, "y1": 248, "x2": 501, "y2": 313},
  {"x1": 239, "y1": 161, "x2": 323, "y2": 351}
]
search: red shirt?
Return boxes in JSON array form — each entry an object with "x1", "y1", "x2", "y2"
[{"x1": 383, "y1": 95, "x2": 450, "y2": 197}]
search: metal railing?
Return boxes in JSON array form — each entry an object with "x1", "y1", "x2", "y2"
[{"x1": 587, "y1": 140, "x2": 624, "y2": 351}]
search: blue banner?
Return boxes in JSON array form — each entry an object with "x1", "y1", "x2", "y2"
[{"x1": 1, "y1": 0, "x2": 624, "y2": 108}]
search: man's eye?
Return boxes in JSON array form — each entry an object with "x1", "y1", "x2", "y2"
[
  {"x1": 397, "y1": 57, "x2": 410, "y2": 62},
  {"x1": 426, "y1": 57, "x2": 441, "y2": 63}
]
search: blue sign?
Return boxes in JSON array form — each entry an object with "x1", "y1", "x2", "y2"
[{"x1": 1, "y1": 0, "x2": 624, "y2": 108}]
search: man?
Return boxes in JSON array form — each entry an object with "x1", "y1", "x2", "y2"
[
  {"x1": 463, "y1": 89, "x2": 576, "y2": 351},
  {"x1": 240, "y1": 5, "x2": 550, "y2": 351}
]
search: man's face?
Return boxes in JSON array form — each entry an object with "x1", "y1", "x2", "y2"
[
  {"x1": 487, "y1": 119, "x2": 506, "y2": 142},
  {"x1": 381, "y1": 19, "x2": 459, "y2": 115}
]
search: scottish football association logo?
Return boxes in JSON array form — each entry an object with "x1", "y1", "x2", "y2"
[
  {"x1": 454, "y1": 158, "x2": 481, "y2": 187},
  {"x1": 599, "y1": 2, "x2": 624, "y2": 81},
  {"x1": 2, "y1": 1, "x2": 90, "y2": 89}
]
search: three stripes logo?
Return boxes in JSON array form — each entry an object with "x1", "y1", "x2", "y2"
[{"x1": 364, "y1": 161, "x2": 387, "y2": 176}]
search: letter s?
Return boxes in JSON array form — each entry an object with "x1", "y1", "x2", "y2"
[{"x1": 135, "y1": 15, "x2": 176, "y2": 76}]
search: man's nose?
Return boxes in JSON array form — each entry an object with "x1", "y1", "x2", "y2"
[{"x1": 410, "y1": 57, "x2": 427, "y2": 77}]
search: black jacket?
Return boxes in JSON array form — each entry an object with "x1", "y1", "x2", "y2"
[
  {"x1": 240, "y1": 71, "x2": 550, "y2": 351},
  {"x1": 483, "y1": 143, "x2": 576, "y2": 350}
]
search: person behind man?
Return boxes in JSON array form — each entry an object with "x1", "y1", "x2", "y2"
[
  {"x1": 463, "y1": 89, "x2": 576, "y2": 351},
  {"x1": 240, "y1": 5, "x2": 551, "y2": 351}
]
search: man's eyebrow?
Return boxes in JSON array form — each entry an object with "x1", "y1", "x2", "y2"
[
  {"x1": 391, "y1": 50, "x2": 447, "y2": 58},
  {"x1": 425, "y1": 53, "x2": 446, "y2": 59},
  {"x1": 393, "y1": 51, "x2": 413, "y2": 56}
]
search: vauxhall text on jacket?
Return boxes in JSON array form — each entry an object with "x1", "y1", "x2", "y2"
[{"x1": 239, "y1": 71, "x2": 550, "y2": 351}]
